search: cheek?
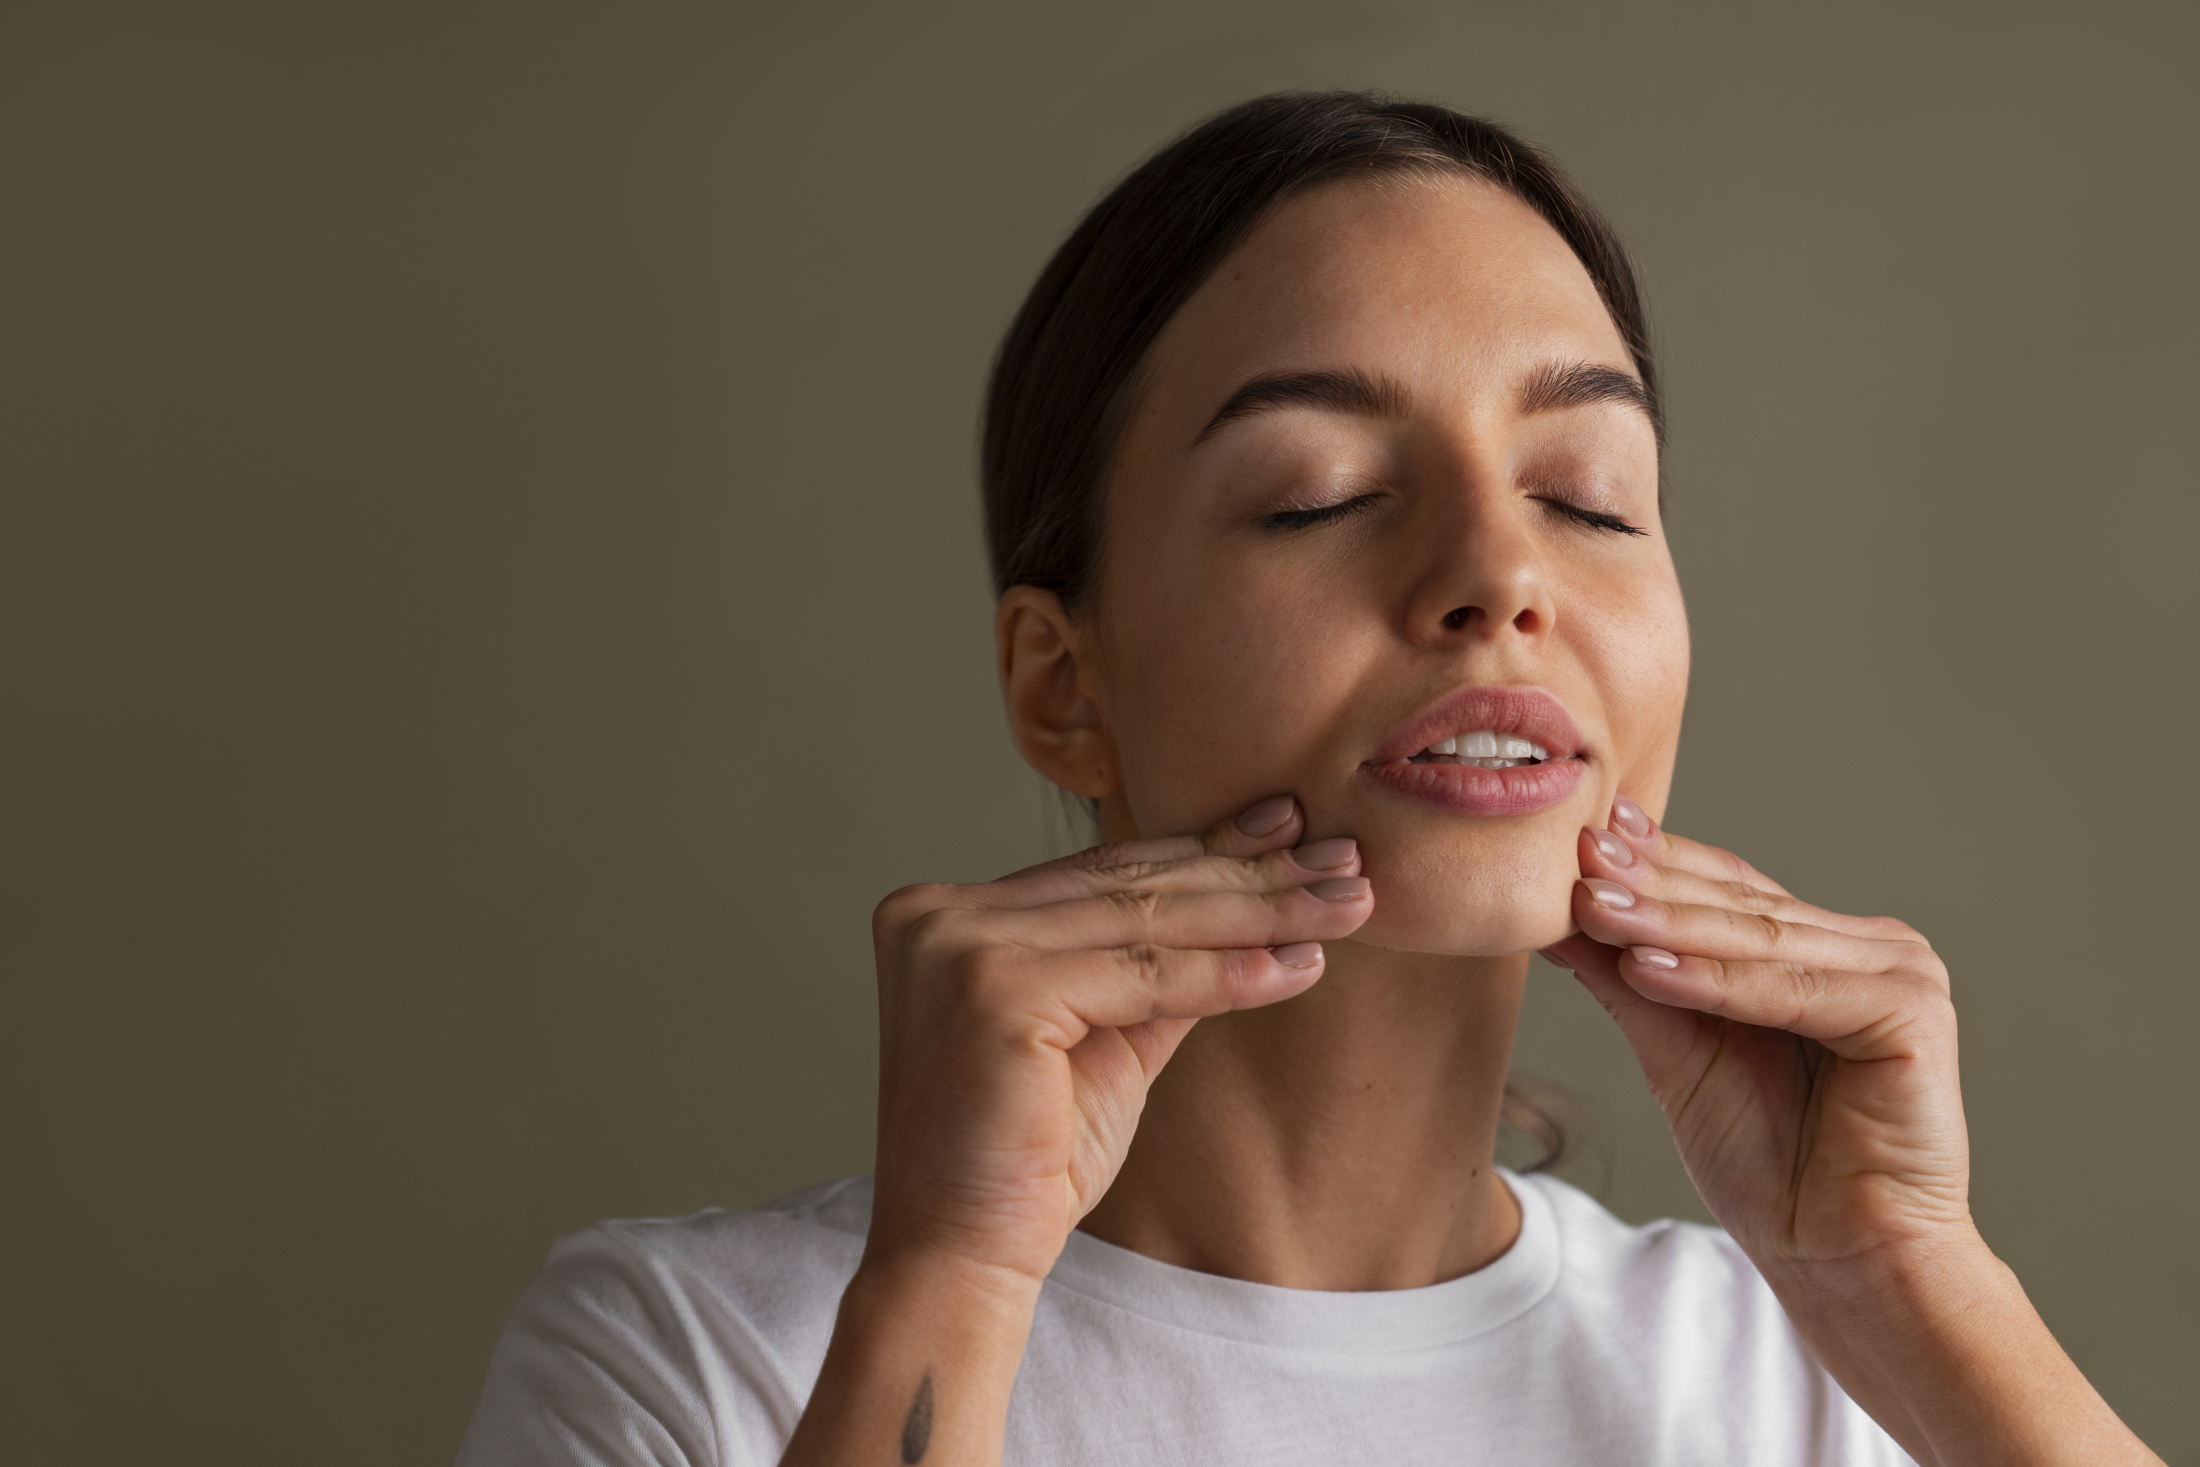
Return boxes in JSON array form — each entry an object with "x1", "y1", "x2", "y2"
[
  {"x1": 1622, "y1": 609, "x2": 1691, "y2": 820},
  {"x1": 1574, "y1": 576, "x2": 1691, "y2": 817},
  {"x1": 1105, "y1": 573, "x2": 1354, "y2": 837}
]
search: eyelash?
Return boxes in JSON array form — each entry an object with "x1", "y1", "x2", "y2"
[
  {"x1": 1261, "y1": 495, "x2": 1382, "y2": 531},
  {"x1": 1539, "y1": 498, "x2": 1649, "y2": 537},
  {"x1": 1260, "y1": 494, "x2": 1648, "y2": 537}
]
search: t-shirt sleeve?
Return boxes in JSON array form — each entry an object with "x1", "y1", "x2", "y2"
[{"x1": 455, "y1": 1224, "x2": 774, "y2": 1467}]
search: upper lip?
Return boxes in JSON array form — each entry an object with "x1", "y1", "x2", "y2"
[{"x1": 1367, "y1": 685, "x2": 1586, "y2": 765}]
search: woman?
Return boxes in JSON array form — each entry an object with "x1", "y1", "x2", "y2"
[{"x1": 458, "y1": 93, "x2": 2159, "y2": 1466}]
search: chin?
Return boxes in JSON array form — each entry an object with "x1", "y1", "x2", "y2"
[{"x1": 1348, "y1": 826, "x2": 1581, "y2": 956}]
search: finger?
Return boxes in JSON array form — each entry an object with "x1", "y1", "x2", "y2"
[
  {"x1": 1577, "y1": 828, "x2": 1918, "y2": 944},
  {"x1": 1609, "y1": 946, "x2": 1951, "y2": 1061},
  {"x1": 965, "y1": 796, "x2": 1313, "y2": 907},
  {"x1": 972, "y1": 800, "x2": 1358, "y2": 911},
  {"x1": 1607, "y1": 794, "x2": 1791, "y2": 898},
  {"x1": 1002, "y1": 938, "x2": 1330, "y2": 1045},
  {"x1": 1571, "y1": 879, "x2": 1932, "y2": 985},
  {"x1": 942, "y1": 875, "x2": 1373, "y2": 957}
]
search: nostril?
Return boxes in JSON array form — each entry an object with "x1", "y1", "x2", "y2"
[{"x1": 1442, "y1": 606, "x2": 1472, "y2": 630}]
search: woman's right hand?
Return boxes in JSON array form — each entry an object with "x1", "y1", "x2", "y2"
[{"x1": 862, "y1": 794, "x2": 1373, "y2": 1289}]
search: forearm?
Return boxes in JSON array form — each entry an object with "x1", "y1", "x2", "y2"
[
  {"x1": 1764, "y1": 1231, "x2": 2160, "y2": 1467},
  {"x1": 781, "y1": 1252, "x2": 1041, "y2": 1467}
]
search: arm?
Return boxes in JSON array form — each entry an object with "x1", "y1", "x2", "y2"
[
  {"x1": 1545, "y1": 797, "x2": 2160, "y2": 1467},
  {"x1": 781, "y1": 1255, "x2": 1039, "y2": 1467},
  {"x1": 781, "y1": 796, "x2": 1371, "y2": 1466},
  {"x1": 1768, "y1": 1231, "x2": 2151, "y2": 1466}
]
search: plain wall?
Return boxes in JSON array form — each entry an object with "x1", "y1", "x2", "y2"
[{"x1": 3, "y1": 2, "x2": 2194, "y2": 1462}]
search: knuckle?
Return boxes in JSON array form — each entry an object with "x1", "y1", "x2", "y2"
[
  {"x1": 902, "y1": 903, "x2": 977, "y2": 965},
  {"x1": 1906, "y1": 958, "x2": 1955, "y2": 1006},
  {"x1": 1719, "y1": 879, "x2": 1783, "y2": 917},
  {"x1": 1091, "y1": 858, "x2": 1174, "y2": 884},
  {"x1": 1741, "y1": 909, "x2": 1790, "y2": 948},
  {"x1": 1079, "y1": 841, "x2": 1154, "y2": 874},
  {"x1": 1103, "y1": 887, "x2": 1163, "y2": 924},
  {"x1": 873, "y1": 881, "x2": 950, "y2": 937},
  {"x1": 1779, "y1": 961, "x2": 1831, "y2": 1001},
  {"x1": 1112, "y1": 942, "x2": 1167, "y2": 995}
]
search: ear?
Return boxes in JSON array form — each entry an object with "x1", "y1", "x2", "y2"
[{"x1": 995, "y1": 586, "x2": 1119, "y2": 799}]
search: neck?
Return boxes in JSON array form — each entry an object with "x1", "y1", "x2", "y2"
[{"x1": 1079, "y1": 941, "x2": 1529, "y2": 1292}]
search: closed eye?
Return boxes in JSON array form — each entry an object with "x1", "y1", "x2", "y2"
[
  {"x1": 1538, "y1": 498, "x2": 1648, "y2": 537},
  {"x1": 1262, "y1": 494, "x2": 1383, "y2": 531}
]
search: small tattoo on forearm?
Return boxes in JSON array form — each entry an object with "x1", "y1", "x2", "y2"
[{"x1": 900, "y1": 1372, "x2": 933, "y2": 1464}]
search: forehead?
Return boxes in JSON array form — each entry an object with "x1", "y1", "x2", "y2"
[{"x1": 1135, "y1": 173, "x2": 1631, "y2": 428}]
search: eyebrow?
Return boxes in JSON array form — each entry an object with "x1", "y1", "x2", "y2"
[
  {"x1": 1190, "y1": 358, "x2": 1657, "y2": 446},
  {"x1": 1519, "y1": 360, "x2": 1656, "y2": 428},
  {"x1": 1192, "y1": 367, "x2": 1409, "y2": 444}
]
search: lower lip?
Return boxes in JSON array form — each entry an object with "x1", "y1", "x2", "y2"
[{"x1": 1360, "y1": 755, "x2": 1587, "y2": 817}]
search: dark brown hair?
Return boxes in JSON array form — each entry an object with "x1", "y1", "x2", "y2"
[{"x1": 981, "y1": 89, "x2": 1661, "y2": 606}]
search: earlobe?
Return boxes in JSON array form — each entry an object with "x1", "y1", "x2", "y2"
[{"x1": 995, "y1": 587, "x2": 1119, "y2": 798}]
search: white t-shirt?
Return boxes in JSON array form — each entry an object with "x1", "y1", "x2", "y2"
[{"x1": 457, "y1": 1172, "x2": 1914, "y2": 1466}]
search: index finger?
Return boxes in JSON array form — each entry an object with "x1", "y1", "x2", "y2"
[
  {"x1": 1607, "y1": 794, "x2": 1791, "y2": 899},
  {"x1": 973, "y1": 795, "x2": 1318, "y2": 909}
]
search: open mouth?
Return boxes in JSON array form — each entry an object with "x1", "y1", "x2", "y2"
[
  {"x1": 1362, "y1": 686, "x2": 1587, "y2": 817},
  {"x1": 1405, "y1": 731, "x2": 1553, "y2": 771}
]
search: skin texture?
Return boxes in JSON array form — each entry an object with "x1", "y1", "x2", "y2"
[
  {"x1": 780, "y1": 177, "x2": 2161, "y2": 1467},
  {"x1": 1062, "y1": 173, "x2": 1686, "y2": 957}
]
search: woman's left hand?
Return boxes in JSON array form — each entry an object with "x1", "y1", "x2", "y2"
[
  {"x1": 1544, "y1": 796, "x2": 2165, "y2": 1467},
  {"x1": 1540, "y1": 794, "x2": 1971, "y2": 1272}
]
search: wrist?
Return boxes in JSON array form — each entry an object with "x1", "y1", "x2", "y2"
[
  {"x1": 781, "y1": 1247, "x2": 1043, "y2": 1467},
  {"x1": 1758, "y1": 1229, "x2": 2158, "y2": 1467},
  {"x1": 841, "y1": 1245, "x2": 1047, "y2": 1344}
]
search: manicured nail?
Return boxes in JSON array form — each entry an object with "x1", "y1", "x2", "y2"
[
  {"x1": 1611, "y1": 795, "x2": 1651, "y2": 840},
  {"x1": 1237, "y1": 795, "x2": 1296, "y2": 837},
  {"x1": 1588, "y1": 829, "x2": 1633, "y2": 866},
  {"x1": 1631, "y1": 945, "x2": 1679, "y2": 970},
  {"x1": 1536, "y1": 947, "x2": 1575, "y2": 971},
  {"x1": 1272, "y1": 941, "x2": 1324, "y2": 968},
  {"x1": 1292, "y1": 837, "x2": 1357, "y2": 872},
  {"x1": 1583, "y1": 878, "x2": 1635, "y2": 909},
  {"x1": 1309, "y1": 876, "x2": 1371, "y2": 903}
]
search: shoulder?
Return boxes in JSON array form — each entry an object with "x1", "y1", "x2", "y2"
[
  {"x1": 1511, "y1": 1172, "x2": 1915, "y2": 1465},
  {"x1": 1520, "y1": 1170, "x2": 1771, "y2": 1312},
  {"x1": 571, "y1": 1175, "x2": 872, "y2": 1318},
  {"x1": 455, "y1": 1178, "x2": 873, "y2": 1467}
]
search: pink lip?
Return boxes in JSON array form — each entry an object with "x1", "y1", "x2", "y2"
[{"x1": 1360, "y1": 686, "x2": 1589, "y2": 818}]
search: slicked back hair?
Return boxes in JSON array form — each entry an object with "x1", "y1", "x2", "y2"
[{"x1": 981, "y1": 90, "x2": 1660, "y2": 608}]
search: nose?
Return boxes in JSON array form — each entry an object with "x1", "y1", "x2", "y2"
[{"x1": 1404, "y1": 477, "x2": 1556, "y2": 647}]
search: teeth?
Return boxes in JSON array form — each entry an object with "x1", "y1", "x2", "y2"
[{"x1": 1414, "y1": 730, "x2": 1557, "y2": 763}]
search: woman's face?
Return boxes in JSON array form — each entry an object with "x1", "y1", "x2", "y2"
[{"x1": 1070, "y1": 174, "x2": 1687, "y2": 955}]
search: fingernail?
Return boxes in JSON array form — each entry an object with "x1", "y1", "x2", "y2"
[
  {"x1": 1588, "y1": 829, "x2": 1633, "y2": 866},
  {"x1": 1536, "y1": 947, "x2": 1575, "y2": 971},
  {"x1": 1291, "y1": 837, "x2": 1357, "y2": 872},
  {"x1": 1583, "y1": 878, "x2": 1635, "y2": 909},
  {"x1": 1309, "y1": 876, "x2": 1371, "y2": 903},
  {"x1": 1611, "y1": 795, "x2": 1651, "y2": 839},
  {"x1": 1272, "y1": 941, "x2": 1323, "y2": 968},
  {"x1": 1631, "y1": 945, "x2": 1679, "y2": 970},
  {"x1": 1236, "y1": 795, "x2": 1296, "y2": 837}
]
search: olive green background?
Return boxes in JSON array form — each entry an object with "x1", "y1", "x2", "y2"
[{"x1": 4, "y1": 2, "x2": 2194, "y2": 1462}]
